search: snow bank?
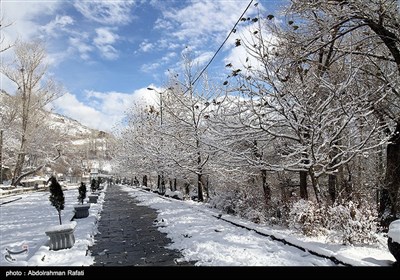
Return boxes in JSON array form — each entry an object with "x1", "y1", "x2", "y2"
[
  {"x1": 46, "y1": 221, "x2": 77, "y2": 233},
  {"x1": 388, "y1": 220, "x2": 400, "y2": 243},
  {"x1": 165, "y1": 189, "x2": 183, "y2": 200}
]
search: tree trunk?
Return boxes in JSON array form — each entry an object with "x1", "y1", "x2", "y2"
[
  {"x1": 328, "y1": 174, "x2": 336, "y2": 204},
  {"x1": 299, "y1": 171, "x2": 308, "y2": 199},
  {"x1": 12, "y1": 151, "x2": 26, "y2": 186},
  {"x1": 197, "y1": 173, "x2": 204, "y2": 202},
  {"x1": 299, "y1": 131, "x2": 310, "y2": 200},
  {"x1": 309, "y1": 170, "x2": 322, "y2": 204},
  {"x1": 184, "y1": 182, "x2": 190, "y2": 198},
  {"x1": 381, "y1": 122, "x2": 400, "y2": 226},
  {"x1": 204, "y1": 175, "x2": 209, "y2": 199},
  {"x1": 251, "y1": 140, "x2": 271, "y2": 204},
  {"x1": 58, "y1": 210, "x2": 62, "y2": 225},
  {"x1": 173, "y1": 178, "x2": 177, "y2": 191},
  {"x1": 12, "y1": 80, "x2": 30, "y2": 186},
  {"x1": 376, "y1": 145, "x2": 385, "y2": 209},
  {"x1": 196, "y1": 143, "x2": 204, "y2": 202},
  {"x1": 337, "y1": 164, "x2": 353, "y2": 202},
  {"x1": 12, "y1": 148, "x2": 61, "y2": 187},
  {"x1": 379, "y1": 188, "x2": 391, "y2": 219},
  {"x1": 261, "y1": 169, "x2": 271, "y2": 205},
  {"x1": 160, "y1": 173, "x2": 165, "y2": 194},
  {"x1": 344, "y1": 165, "x2": 353, "y2": 201}
]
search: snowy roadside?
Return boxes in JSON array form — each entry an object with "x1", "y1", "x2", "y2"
[
  {"x1": 0, "y1": 185, "x2": 106, "y2": 266},
  {"x1": 1, "y1": 183, "x2": 395, "y2": 267},
  {"x1": 120, "y1": 185, "x2": 396, "y2": 266}
]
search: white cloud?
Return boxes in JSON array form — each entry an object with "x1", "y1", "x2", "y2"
[
  {"x1": 147, "y1": 0, "x2": 258, "y2": 64},
  {"x1": 40, "y1": 15, "x2": 74, "y2": 37},
  {"x1": 51, "y1": 87, "x2": 159, "y2": 132},
  {"x1": 93, "y1": 28, "x2": 120, "y2": 60},
  {"x1": 141, "y1": 62, "x2": 162, "y2": 73},
  {"x1": 146, "y1": 0, "x2": 260, "y2": 81},
  {"x1": 69, "y1": 35, "x2": 94, "y2": 60},
  {"x1": 139, "y1": 40, "x2": 154, "y2": 52},
  {"x1": 161, "y1": 52, "x2": 177, "y2": 62},
  {"x1": 158, "y1": 39, "x2": 181, "y2": 50},
  {"x1": 1, "y1": 0, "x2": 63, "y2": 46},
  {"x1": 192, "y1": 51, "x2": 214, "y2": 67},
  {"x1": 0, "y1": 73, "x2": 18, "y2": 94},
  {"x1": 45, "y1": 51, "x2": 69, "y2": 68},
  {"x1": 154, "y1": 17, "x2": 174, "y2": 30},
  {"x1": 97, "y1": 45, "x2": 119, "y2": 60},
  {"x1": 224, "y1": 22, "x2": 278, "y2": 71},
  {"x1": 73, "y1": 0, "x2": 136, "y2": 25},
  {"x1": 85, "y1": 90, "x2": 134, "y2": 114},
  {"x1": 0, "y1": 1, "x2": 94, "y2": 67},
  {"x1": 94, "y1": 27, "x2": 119, "y2": 45},
  {"x1": 159, "y1": 0, "x2": 255, "y2": 46},
  {"x1": 131, "y1": 86, "x2": 160, "y2": 106},
  {"x1": 51, "y1": 92, "x2": 106, "y2": 130}
]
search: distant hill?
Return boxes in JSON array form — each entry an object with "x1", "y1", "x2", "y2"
[
  {"x1": 47, "y1": 111, "x2": 95, "y2": 138},
  {"x1": 0, "y1": 90, "x2": 115, "y2": 182}
]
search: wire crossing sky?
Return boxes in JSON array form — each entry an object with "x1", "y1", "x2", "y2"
[
  {"x1": 1, "y1": 0, "x2": 286, "y2": 132},
  {"x1": 190, "y1": 0, "x2": 254, "y2": 89}
]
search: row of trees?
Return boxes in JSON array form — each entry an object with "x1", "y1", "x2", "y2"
[{"x1": 115, "y1": 0, "x2": 399, "y2": 235}]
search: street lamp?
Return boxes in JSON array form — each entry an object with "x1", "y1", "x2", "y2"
[
  {"x1": 147, "y1": 87, "x2": 163, "y2": 126},
  {"x1": 147, "y1": 87, "x2": 164, "y2": 193}
]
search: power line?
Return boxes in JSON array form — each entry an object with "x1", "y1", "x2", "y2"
[{"x1": 188, "y1": 0, "x2": 254, "y2": 91}]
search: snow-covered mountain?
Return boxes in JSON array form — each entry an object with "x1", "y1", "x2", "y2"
[
  {"x1": 0, "y1": 90, "x2": 115, "y2": 180},
  {"x1": 47, "y1": 112, "x2": 94, "y2": 138},
  {"x1": 46, "y1": 111, "x2": 115, "y2": 175}
]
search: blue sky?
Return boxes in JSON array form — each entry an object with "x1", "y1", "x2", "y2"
[{"x1": 1, "y1": 0, "x2": 286, "y2": 132}]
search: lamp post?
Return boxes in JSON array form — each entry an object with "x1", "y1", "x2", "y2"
[
  {"x1": 147, "y1": 87, "x2": 165, "y2": 194},
  {"x1": 147, "y1": 87, "x2": 163, "y2": 126}
]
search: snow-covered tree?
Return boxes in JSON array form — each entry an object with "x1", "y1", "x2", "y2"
[
  {"x1": 283, "y1": 0, "x2": 400, "y2": 227},
  {"x1": 0, "y1": 40, "x2": 64, "y2": 186},
  {"x1": 114, "y1": 101, "x2": 162, "y2": 188},
  {"x1": 0, "y1": 17, "x2": 13, "y2": 53},
  {"x1": 160, "y1": 52, "x2": 219, "y2": 202},
  {"x1": 114, "y1": 0, "x2": 399, "y2": 238}
]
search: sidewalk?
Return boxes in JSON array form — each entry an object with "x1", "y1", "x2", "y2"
[{"x1": 88, "y1": 184, "x2": 194, "y2": 266}]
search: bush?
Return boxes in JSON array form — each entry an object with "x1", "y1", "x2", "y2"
[
  {"x1": 209, "y1": 185, "x2": 267, "y2": 224},
  {"x1": 77, "y1": 182, "x2": 87, "y2": 204},
  {"x1": 288, "y1": 199, "x2": 328, "y2": 237},
  {"x1": 48, "y1": 176, "x2": 65, "y2": 225},
  {"x1": 288, "y1": 199, "x2": 379, "y2": 244},
  {"x1": 326, "y1": 200, "x2": 378, "y2": 245},
  {"x1": 90, "y1": 178, "x2": 97, "y2": 192}
]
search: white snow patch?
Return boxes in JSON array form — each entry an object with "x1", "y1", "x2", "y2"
[{"x1": 388, "y1": 219, "x2": 400, "y2": 244}]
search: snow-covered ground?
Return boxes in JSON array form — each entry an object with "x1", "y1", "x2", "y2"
[
  {"x1": 0, "y1": 186, "x2": 105, "y2": 266},
  {"x1": 120, "y1": 186, "x2": 396, "y2": 267},
  {"x1": 0, "y1": 184, "x2": 396, "y2": 267}
]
